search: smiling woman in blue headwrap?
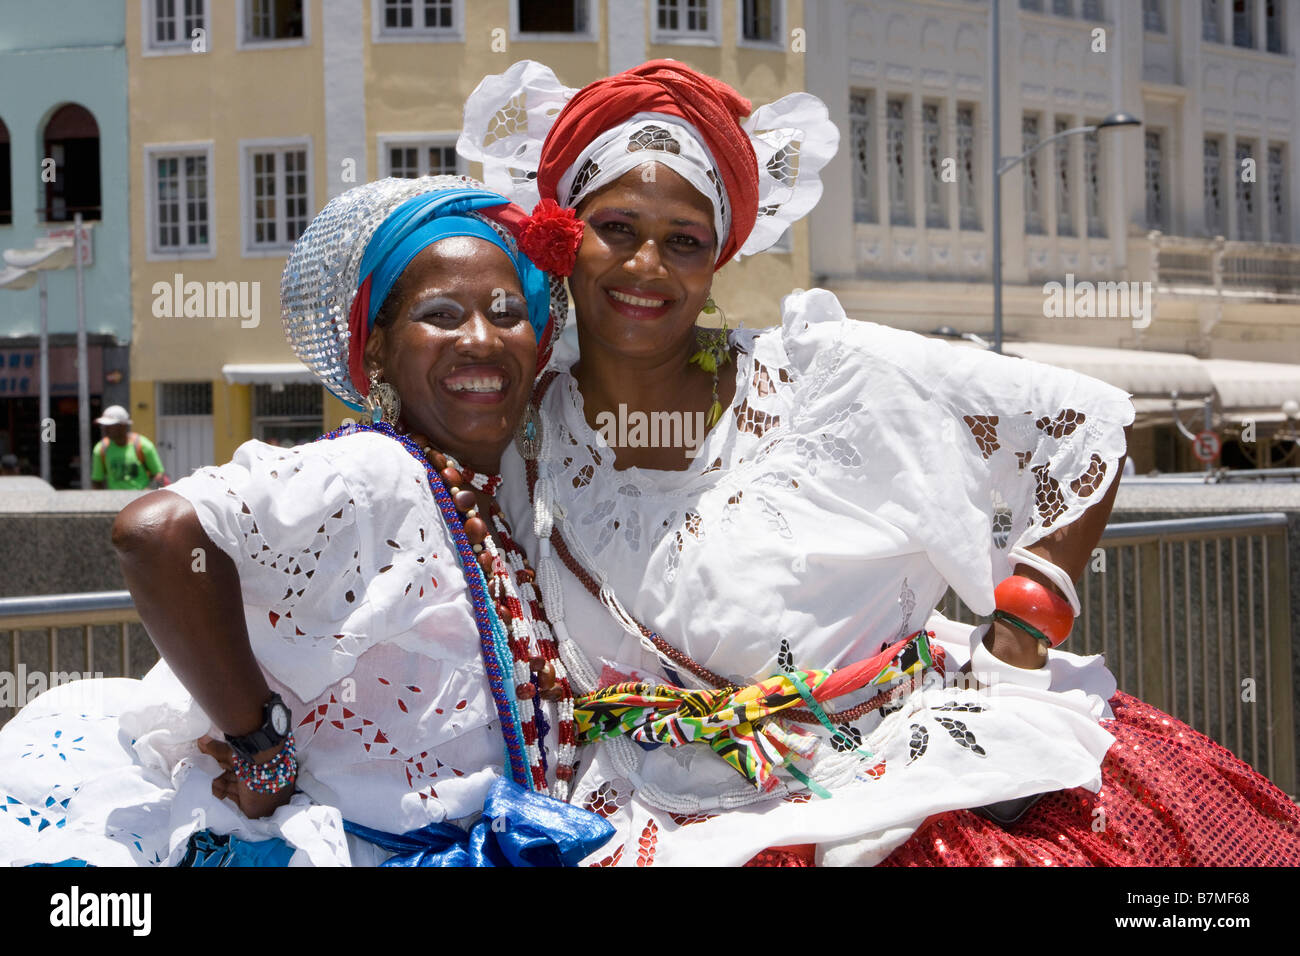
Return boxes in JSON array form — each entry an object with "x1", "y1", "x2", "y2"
[{"x1": 0, "y1": 176, "x2": 609, "y2": 867}]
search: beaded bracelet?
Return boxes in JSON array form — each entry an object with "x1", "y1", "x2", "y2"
[{"x1": 230, "y1": 732, "x2": 298, "y2": 795}]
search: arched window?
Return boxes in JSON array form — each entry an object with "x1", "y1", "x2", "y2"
[
  {"x1": 0, "y1": 118, "x2": 11, "y2": 225},
  {"x1": 42, "y1": 104, "x2": 101, "y2": 222}
]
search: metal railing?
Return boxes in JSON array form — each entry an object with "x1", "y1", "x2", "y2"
[
  {"x1": 3, "y1": 513, "x2": 1296, "y2": 794},
  {"x1": 0, "y1": 591, "x2": 155, "y2": 726},
  {"x1": 941, "y1": 512, "x2": 1295, "y2": 795},
  {"x1": 1148, "y1": 231, "x2": 1300, "y2": 300}
]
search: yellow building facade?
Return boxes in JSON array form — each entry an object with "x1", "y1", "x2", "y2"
[{"x1": 126, "y1": 0, "x2": 808, "y2": 473}]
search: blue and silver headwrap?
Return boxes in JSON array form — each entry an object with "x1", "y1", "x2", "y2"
[
  {"x1": 359, "y1": 188, "x2": 553, "y2": 343},
  {"x1": 280, "y1": 175, "x2": 567, "y2": 412}
]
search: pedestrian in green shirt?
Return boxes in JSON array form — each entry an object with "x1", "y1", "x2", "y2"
[{"x1": 91, "y1": 405, "x2": 167, "y2": 490}]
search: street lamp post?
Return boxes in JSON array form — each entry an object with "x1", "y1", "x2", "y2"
[
  {"x1": 989, "y1": 0, "x2": 1141, "y2": 353},
  {"x1": 74, "y1": 214, "x2": 90, "y2": 490}
]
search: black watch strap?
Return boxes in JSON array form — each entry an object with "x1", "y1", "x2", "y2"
[{"x1": 224, "y1": 693, "x2": 291, "y2": 760}]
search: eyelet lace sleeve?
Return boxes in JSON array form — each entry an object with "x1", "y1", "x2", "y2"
[
  {"x1": 165, "y1": 431, "x2": 478, "y2": 706},
  {"x1": 778, "y1": 289, "x2": 1135, "y2": 617}
]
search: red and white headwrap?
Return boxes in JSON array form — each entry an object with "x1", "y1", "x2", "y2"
[{"x1": 458, "y1": 60, "x2": 839, "y2": 269}]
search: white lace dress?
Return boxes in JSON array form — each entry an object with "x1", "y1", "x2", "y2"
[
  {"x1": 498, "y1": 289, "x2": 1137, "y2": 866},
  {"x1": 0, "y1": 430, "x2": 532, "y2": 866}
]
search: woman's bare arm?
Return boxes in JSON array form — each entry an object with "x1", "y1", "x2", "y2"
[
  {"x1": 113, "y1": 491, "x2": 291, "y2": 816},
  {"x1": 982, "y1": 424, "x2": 1132, "y2": 669},
  {"x1": 113, "y1": 490, "x2": 272, "y2": 735}
]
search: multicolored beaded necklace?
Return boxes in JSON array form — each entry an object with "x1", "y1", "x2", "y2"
[{"x1": 318, "y1": 420, "x2": 576, "y2": 800}]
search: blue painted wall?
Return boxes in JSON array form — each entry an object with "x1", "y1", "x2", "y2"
[{"x1": 0, "y1": 1, "x2": 130, "y2": 344}]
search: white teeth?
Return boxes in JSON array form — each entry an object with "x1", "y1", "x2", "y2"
[
  {"x1": 609, "y1": 289, "x2": 668, "y2": 308},
  {"x1": 447, "y1": 376, "x2": 505, "y2": 393}
]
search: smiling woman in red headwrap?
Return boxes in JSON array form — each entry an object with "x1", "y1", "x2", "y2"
[
  {"x1": 535, "y1": 59, "x2": 759, "y2": 268},
  {"x1": 459, "y1": 61, "x2": 1300, "y2": 869}
]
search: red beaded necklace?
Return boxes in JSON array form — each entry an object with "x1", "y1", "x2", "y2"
[{"x1": 415, "y1": 436, "x2": 577, "y2": 800}]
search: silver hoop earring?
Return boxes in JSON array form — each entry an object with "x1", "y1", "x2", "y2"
[{"x1": 366, "y1": 369, "x2": 402, "y2": 426}]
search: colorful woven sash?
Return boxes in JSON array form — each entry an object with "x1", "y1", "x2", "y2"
[{"x1": 575, "y1": 633, "x2": 935, "y2": 792}]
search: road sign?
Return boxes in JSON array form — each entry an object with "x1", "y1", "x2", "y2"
[{"x1": 1193, "y1": 430, "x2": 1221, "y2": 463}]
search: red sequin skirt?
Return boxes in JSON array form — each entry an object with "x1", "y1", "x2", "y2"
[{"x1": 747, "y1": 691, "x2": 1300, "y2": 867}]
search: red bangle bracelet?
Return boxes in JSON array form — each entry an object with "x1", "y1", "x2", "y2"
[{"x1": 993, "y1": 574, "x2": 1074, "y2": 647}]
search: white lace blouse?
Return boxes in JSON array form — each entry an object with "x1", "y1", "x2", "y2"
[
  {"x1": 498, "y1": 289, "x2": 1135, "y2": 866},
  {"x1": 0, "y1": 430, "x2": 522, "y2": 866}
]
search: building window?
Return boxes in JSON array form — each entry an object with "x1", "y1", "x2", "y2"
[
  {"x1": 1081, "y1": 0, "x2": 1102, "y2": 20},
  {"x1": 1235, "y1": 140, "x2": 1258, "y2": 239},
  {"x1": 149, "y1": 148, "x2": 212, "y2": 254},
  {"x1": 1268, "y1": 144, "x2": 1287, "y2": 241},
  {"x1": 1055, "y1": 118, "x2": 1075, "y2": 237},
  {"x1": 1143, "y1": 0, "x2": 1164, "y2": 31},
  {"x1": 244, "y1": 143, "x2": 310, "y2": 252},
  {"x1": 517, "y1": 0, "x2": 589, "y2": 33},
  {"x1": 1203, "y1": 0, "x2": 1223, "y2": 40},
  {"x1": 1023, "y1": 114, "x2": 1044, "y2": 235},
  {"x1": 923, "y1": 102, "x2": 946, "y2": 228},
  {"x1": 1084, "y1": 125, "x2": 1105, "y2": 237},
  {"x1": 887, "y1": 97, "x2": 911, "y2": 226},
  {"x1": 656, "y1": 0, "x2": 714, "y2": 38},
  {"x1": 149, "y1": 0, "x2": 206, "y2": 49},
  {"x1": 244, "y1": 0, "x2": 304, "y2": 43},
  {"x1": 1204, "y1": 137, "x2": 1225, "y2": 235},
  {"x1": 740, "y1": 0, "x2": 780, "y2": 43},
  {"x1": 1052, "y1": 0, "x2": 1073, "y2": 16},
  {"x1": 849, "y1": 92, "x2": 875, "y2": 224},
  {"x1": 1266, "y1": 0, "x2": 1284, "y2": 52},
  {"x1": 254, "y1": 384, "x2": 323, "y2": 447},
  {"x1": 957, "y1": 104, "x2": 979, "y2": 231},
  {"x1": 1145, "y1": 131, "x2": 1166, "y2": 230},
  {"x1": 1020, "y1": 0, "x2": 1044, "y2": 11},
  {"x1": 1233, "y1": 0, "x2": 1254, "y2": 47},
  {"x1": 380, "y1": 0, "x2": 454, "y2": 32},
  {"x1": 160, "y1": 382, "x2": 213, "y2": 416},
  {"x1": 43, "y1": 104, "x2": 101, "y2": 223},
  {"x1": 0, "y1": 118, "x2": 10, "y2": 226},
  {"x1": 383, "y1": 140, "x2": 460, "y2": 178}
]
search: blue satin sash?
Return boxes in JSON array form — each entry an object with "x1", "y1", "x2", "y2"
[{"x1": 343, "y1": 777, "x2": 614, "y2": 867}]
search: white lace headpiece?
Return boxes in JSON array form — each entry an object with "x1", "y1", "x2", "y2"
[{"x1": 457, "y1": 60, "x2": 840, "y2": 260}]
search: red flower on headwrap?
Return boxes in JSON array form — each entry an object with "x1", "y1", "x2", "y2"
[{"x1": 518, "y1": 199, "x2": 585, "y2": 277}]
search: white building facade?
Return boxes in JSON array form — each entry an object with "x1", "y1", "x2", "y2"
[{"x1": 806, "y1": 0, "x2": 1300, "y2": 472}]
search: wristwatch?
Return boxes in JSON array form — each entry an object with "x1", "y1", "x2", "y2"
[{"x1": 224, "y1": 693, "x2": 292, "y2": 761}]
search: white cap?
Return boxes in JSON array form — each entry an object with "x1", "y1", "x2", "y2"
[{"x1": 95, "y1": 405, "x2": 132, "y2": 426}]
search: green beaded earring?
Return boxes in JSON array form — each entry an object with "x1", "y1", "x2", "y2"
[{"x1": 689, "y1": 296, "x2": 731, "y2": 429}]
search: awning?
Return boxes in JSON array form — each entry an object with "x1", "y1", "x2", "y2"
[
  {"x1": 981, "y1": 341, "x2": 1300, "y2": 423},
  {"x1": 1002, "y1": 341, "x2": 1215, "y2": 400},
  {"x1": 1201, "y1": 359, "x2": 1300, "y2": 420},
  {"x1": 221, "y1": 363, "x2": 317, "y2": 386}
]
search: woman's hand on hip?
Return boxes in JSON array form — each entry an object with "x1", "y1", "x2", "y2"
[{"x1": 198, "y1": 736, "x2": 295, "y2": 820}]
